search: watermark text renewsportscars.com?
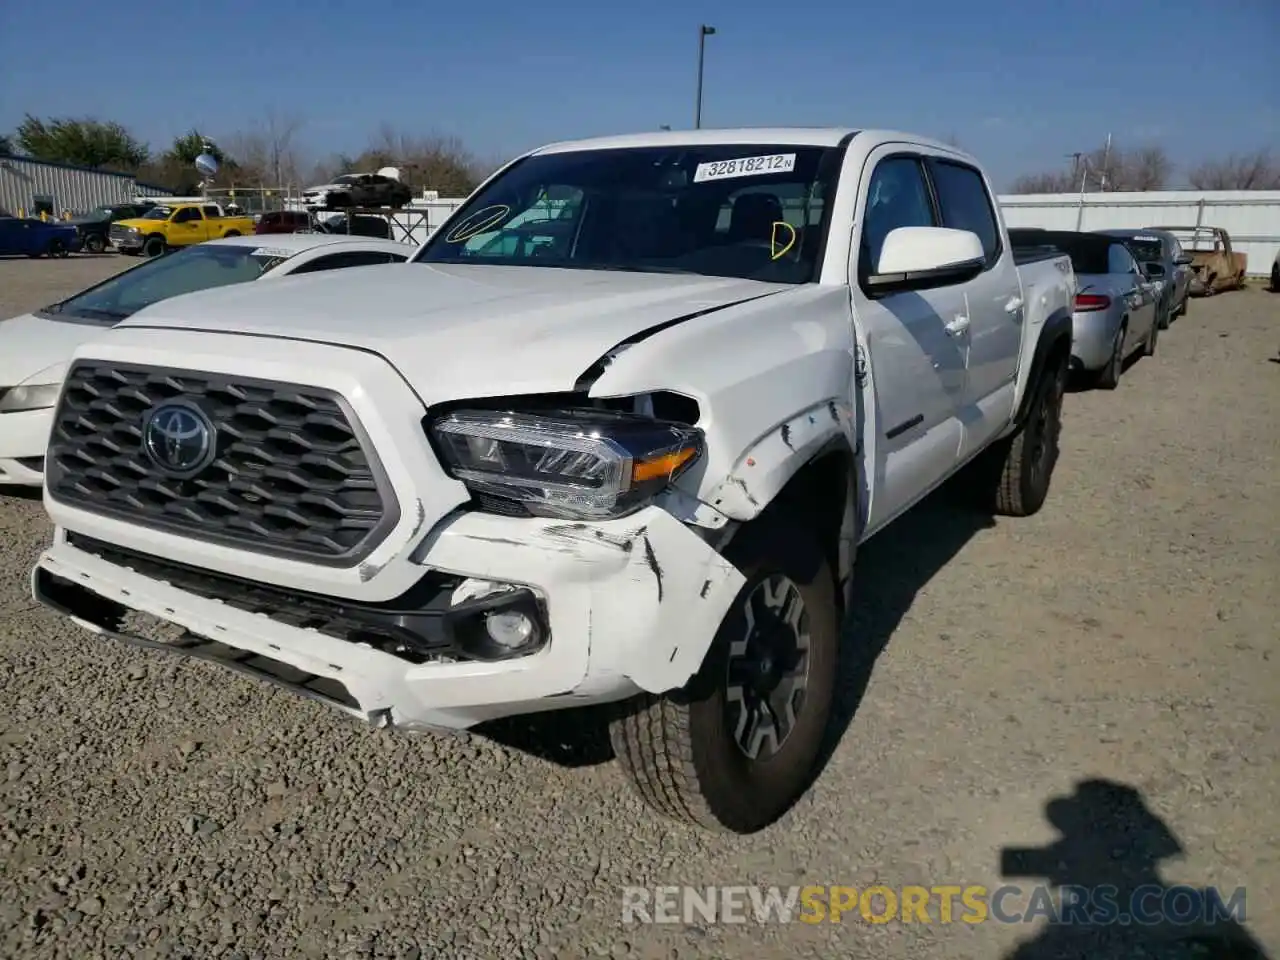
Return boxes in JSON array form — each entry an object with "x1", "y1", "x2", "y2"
[{"x1": 621, "y1": 884, "x2": 1248, "y2": 926}]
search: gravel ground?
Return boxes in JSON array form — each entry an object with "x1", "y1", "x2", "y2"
[{"x1": 1, "y1": 255, "x2": 1277, "y2": 960}]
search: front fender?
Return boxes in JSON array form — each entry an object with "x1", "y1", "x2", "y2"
[
  {"x1": 1015, "y1": 306, "x2": 1073, "y2": 427},
  {"x1": 581, "y1": 285, "x2": 858, "y2": 520},
  {"x1": 705, "y1": 399, "x2": 853, "y2": 519}
]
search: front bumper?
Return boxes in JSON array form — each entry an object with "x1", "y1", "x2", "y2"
[
  {"x1": 110, "y1": 233, "x2": 143, "y2": 252},
  {"x1": 0, "y1": 406, "x2": 54, "y2": 485},
  {"x1": 34, "y1": 505, "x2": 745, "y2": 730},
  {"x1": 1070, "y1": 310, "x2": 1123, "y2": 371},
  {"x1": 33, "y1": 328, "x2": 746, "y2": 729}
]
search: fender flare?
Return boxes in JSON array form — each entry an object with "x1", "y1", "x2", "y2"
[
  {"x1": 1014, "y1": 306, "x2": 1073, "y2": 427},
  {"x1": 705, "y1": 398, "x2": 854, "y2": 521}
]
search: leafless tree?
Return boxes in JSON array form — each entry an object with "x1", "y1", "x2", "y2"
[
  {"x1": 222, "y1": 108, "x2": 306, "y2": 189},
  {"x1": 353, "y1": 123, "x2": 483, "y2": 196},
  {"x1": 1123, "y1": 146, "x2": 1173, "y2": 191},
  {"x1": 1187, "y1": 149, "x2": 1280, "y2": 190},
  {"x1": 1010, "y1": 140, "x2": 1172, "y2": 193},
  {"x1": 1009, "y1": 170, "x2": 1077, "y2": 194}
]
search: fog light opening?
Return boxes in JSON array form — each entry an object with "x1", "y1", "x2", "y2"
[
  {"x1": 485, "y1": 610, "x2": 534, "y2": 649},
  {"x1": 446, "y1": 582, "x2": 547, "y2": 662}
]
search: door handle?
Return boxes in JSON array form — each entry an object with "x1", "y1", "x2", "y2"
[
  {"x1": 1004, "y1": 296, "x2": 1024, "y2": 313},
  {"x1": 944, "y1": 314, "x2": 970, "y2": 337}
]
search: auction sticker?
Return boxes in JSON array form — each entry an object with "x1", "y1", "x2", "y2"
[{"x1": 693, "y1": 153, "x2": 796, "y2": 183}]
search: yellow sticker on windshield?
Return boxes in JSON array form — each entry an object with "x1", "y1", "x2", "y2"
[
  {"x1": 771, "y1": 221, "x2": 797, "y2": 260},
  {"x1": 444, "y1": 205, "x2": 512, "y2": 244}
]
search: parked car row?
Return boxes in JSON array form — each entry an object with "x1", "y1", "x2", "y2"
[{"x1": 1010, "y1": 226, "x2": 1190, "y2": 389}]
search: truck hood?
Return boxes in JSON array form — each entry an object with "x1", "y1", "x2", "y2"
[{"x1": 115, "y1": 263, "x2": 789, "y2": 404}]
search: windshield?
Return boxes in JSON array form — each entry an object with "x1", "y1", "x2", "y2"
[
  {"x1": 413, "y1": 144, "x2": 841, "y2": 283},
  {"x1": 1123, "y1": 237, "x2": 1164, "y2": 263},
  {"x1": 45, "y1": 243, "x2": 293, "y2": 324},
  {"x1": 142, "y1": 206, "x2": 173, "y2": 220}
]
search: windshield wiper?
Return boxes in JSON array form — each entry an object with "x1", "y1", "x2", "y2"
[
  {"x1": 584, "y1": 263, "x2": 699, "y2": 275},
  {"x1": 65, "y1": 307, "x2": 131, "y2": 322}
]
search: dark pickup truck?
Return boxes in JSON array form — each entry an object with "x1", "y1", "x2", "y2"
[{"x1": 69, "y1": 202, "x2": 156, "y2": 254}]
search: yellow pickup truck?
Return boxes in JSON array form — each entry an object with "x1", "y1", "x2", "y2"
[{"x1": 109, "y1": 202, "x2": 256, "y2": 257}]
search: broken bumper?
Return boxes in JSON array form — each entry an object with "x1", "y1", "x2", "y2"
[{"x1": 32, "y1": 505, "x2": 746, "y2": 731}]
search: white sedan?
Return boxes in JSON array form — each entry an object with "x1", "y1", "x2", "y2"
[{"x1": 0, "y1": 234, "x2": 412, "y2": 487}]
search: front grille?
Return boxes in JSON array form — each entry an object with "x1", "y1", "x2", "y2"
[{"x1": 46, "y1": 362, "x2": 399, "y2": 565}]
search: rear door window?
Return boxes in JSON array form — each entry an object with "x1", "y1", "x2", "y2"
[{"x1": 928, "y1": 159, "x2": 1001, "y2": 262}]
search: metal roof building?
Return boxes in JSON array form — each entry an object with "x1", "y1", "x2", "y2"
[{"x1": 0, "y1": 155, "x2": 172, "y2": 217}]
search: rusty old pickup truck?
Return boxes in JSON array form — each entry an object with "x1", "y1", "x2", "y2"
[{"x1": 1155, "y1": 225, "x2": 1247, "y2": 296}]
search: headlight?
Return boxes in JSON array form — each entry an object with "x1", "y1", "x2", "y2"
[
  {"x1": 430, "y1": 408, "x2": 703, "y2": 520},
  {"x1": 0, "y1": 364, "x2": 66, "y2": 413},
  {"x1": 0, "y1": 382, "x2": 61, "y2": 413}
]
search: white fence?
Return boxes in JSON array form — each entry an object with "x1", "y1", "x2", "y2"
[{"x1": 997, "y1": 190, "x2": 1280, "y2": 277}]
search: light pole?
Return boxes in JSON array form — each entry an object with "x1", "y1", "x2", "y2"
[{"x1": 695, "y1": 24, "x2": 716, "y2": 129}]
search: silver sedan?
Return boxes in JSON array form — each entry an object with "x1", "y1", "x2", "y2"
[{"x1": 1011, "y1": 229, "x2": 1161, "y2": 390}]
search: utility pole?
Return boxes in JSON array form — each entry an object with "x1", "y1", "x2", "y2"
[
  {"x1": 694, "y1": 25, "x2": 716, "y2": 129},
  {"x1": 1100, "y1": 132, "x2": 1112, "y2": 192}
]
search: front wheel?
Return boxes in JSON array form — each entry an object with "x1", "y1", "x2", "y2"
[
  {"x1": 47, "y1": 238, "x2": 68, "y2": 258},
  {"x1": 143, "y1": 235, "x2": 166, "y2": 258},
  {"x1": 609, "y1": 518, "x2": 839, "y2": 833},
  {"x1": 1270, "y1": 264, "x2": 1279, "y2": 293}
]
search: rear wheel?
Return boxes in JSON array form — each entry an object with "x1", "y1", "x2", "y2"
[
  {"x1": 47, "y1": 238, "x2": 68, "y2": 258},
  {"x1": 223, "y1": 230, "x2": 240, "y2": 238},
  {"x1": 1143, "y1": 316, "x2": 1159, "y2": 357},
  {"x1": 983, "y1": 355, "x2": 1067, "y2": 518},
  {"x1": 1270, "y1": 263, "x2": 1279, "y2": 293},
  {"x1": 1094, "y1": 323, "x2": 1126, "y2": 391},
  {"x1": 609, "y1": 516, "x2": 839, "y2": 833},
  {"x1": 84, "y1": 234, "x2": 106, "y2": 254}
]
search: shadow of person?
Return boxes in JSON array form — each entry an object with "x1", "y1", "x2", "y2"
[{"x1": 1000, "y1": 778, "x2": 1271, "y2": 959}]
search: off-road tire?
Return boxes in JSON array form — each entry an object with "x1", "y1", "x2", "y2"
[
  {"x1": 84, "y1": 234, "x2": 106, "y2": 254},
  {"x1": 1094, "y1": 323, "x2": 1126, "y2": 391},
  {"x1": 986, "y1": 356, "x2": 1067, "y2": 518},
  {"x1": 609, "y1": 516, "x2": 839, "y2": 833},
  {"x1": 143, "y1": 235, "x2": 166, "y2": 258}
]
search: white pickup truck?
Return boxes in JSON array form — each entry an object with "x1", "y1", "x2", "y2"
[{"x1": 34, "y1": 128, "x2": 1076, "y2": 834}]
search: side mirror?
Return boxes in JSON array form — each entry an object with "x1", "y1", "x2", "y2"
[
  {"x1": 865, "y1": 226, "x2": 986, "y2": 294},
  {"x1": 1142, "y1": 262, "x2": 1166, "y2": 279},
  {"x1": 1175, "y1": 254, "x2": 1194, "y2": 266}
]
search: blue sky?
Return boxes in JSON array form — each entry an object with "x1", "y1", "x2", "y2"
[{"x1": 1, "y1": 0, "x2": 1276, "y2": 190}]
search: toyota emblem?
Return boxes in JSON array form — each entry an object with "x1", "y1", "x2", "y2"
[{"x1": 141, "y1": 400, "x2": 217, "y2": 477}]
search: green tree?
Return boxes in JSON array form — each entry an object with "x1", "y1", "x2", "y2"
[
  {"x1": 165, "y1": 129, "x2": 227, "y2": 166},
  {"x1": 15, "y1": 114, "x2": 149, "y2": 169},
  {"x1": 0, "y1": 133, "x2": 13, "y2": 157}
]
